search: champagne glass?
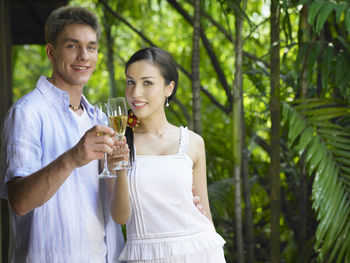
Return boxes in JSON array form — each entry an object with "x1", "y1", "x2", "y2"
[
  {"x1": 94, "y1": 103, "x2": 117, "y2": 178},
  {"x1": 108, "y1": 97, "x2": 131, "y2": 170}
]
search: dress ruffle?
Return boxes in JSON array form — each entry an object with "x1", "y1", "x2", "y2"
[{"x1": 119, "y1": 229, "x2": 226, "y2": 261}]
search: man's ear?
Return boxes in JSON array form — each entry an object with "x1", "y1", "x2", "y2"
[{"x1": 46, "y1": 43, "x2": 54, "y2": 62}]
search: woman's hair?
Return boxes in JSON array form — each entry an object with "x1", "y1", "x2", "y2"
[
  {"x1": 45, "y1": 6, "x2": 101, "y2": 46},
  {"x1": 125, "y1": 47, "x2": 179, "y2": 164}
]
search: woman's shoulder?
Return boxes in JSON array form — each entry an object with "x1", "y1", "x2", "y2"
[
  {"x1": 184, "y1": 127, "x2": 205, "y2": 150},
  {"x1": 185, "y1": 127, "x2": 204, "y2": 142},
  {"x1": 182, "y1": 127, "x2": 205, "y2": 164}
]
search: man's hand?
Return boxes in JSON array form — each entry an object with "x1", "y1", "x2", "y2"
[
  {"x1": 68, "y1": 125, "x2": 116, "y2": 168},
  {"x1": 192, "y1": 186, "x2": 207, "y2": 216}
]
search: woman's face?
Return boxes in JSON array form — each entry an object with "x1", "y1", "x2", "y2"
[{"x1": 125, "y1": 60, "x2": 173, "y2": 119}]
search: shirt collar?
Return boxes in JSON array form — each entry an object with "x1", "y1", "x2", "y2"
[
  {"x1": 36, "y1": 76, "x2": 94, "y2": 118},
  {"x1": 36, "y1": 76, "x2": 68, "y2": 107},
  {"x1": 80, "y1": 95, "x2": 95, "y2": 119}
]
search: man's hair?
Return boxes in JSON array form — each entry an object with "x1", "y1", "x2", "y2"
[{"x1": 45, "y1": 6, "x2": 101, "y2": 45}]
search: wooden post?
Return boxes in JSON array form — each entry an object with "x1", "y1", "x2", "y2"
[
  {"x1": 0, "y1": 0, "x2": 12, "y2": 261},
  {"x1": 0, "y1": 0, "x2": 12, "y2": 120}
]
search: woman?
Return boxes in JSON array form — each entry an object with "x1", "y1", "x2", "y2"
[{"x1": 111, "y1": 47, "x2": 226, "y2": 263}]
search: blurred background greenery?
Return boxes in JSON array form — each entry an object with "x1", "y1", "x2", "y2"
[{"x1": 8, "y1": 0, "x2": 350, "y2": 262}]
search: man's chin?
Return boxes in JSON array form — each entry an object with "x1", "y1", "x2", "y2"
[{"x1": 70, "y1": 76, "x2": 93, "y2": 87}]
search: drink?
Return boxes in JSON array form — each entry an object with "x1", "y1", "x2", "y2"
[
  {"x1": 94, "y1": 102, "x2": 116, "y2": 178},
  {"x1": 109, "y1": 115, "x2": 127, "y2": 139},
  {"x1": 108, "y1": 97, "x2": 132, "y2": 170}
]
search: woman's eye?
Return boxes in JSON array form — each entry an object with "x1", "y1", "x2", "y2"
[
  {"x1": 127, "y1": 80, "x2": 135, "y2": 85},
  {"x1": 144, "y1": 81, "x2": 152, "y2": 86}
]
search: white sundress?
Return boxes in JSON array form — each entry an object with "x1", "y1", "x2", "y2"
[{"x1": 119, "y1": 127, "x2": 226, "y2": 263}]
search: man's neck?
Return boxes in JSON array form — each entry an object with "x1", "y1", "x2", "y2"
[{"x1": 48, "y1": 77, "x2": 83, "y2": 107}]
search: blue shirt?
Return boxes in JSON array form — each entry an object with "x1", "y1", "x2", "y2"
[{"x1": 0, "y1": 76, "x2": 125, "y2": 263}]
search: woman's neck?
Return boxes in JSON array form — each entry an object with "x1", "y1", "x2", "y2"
[{"x1": 136, "y1": 112, "x2": 171, "y2": 135}]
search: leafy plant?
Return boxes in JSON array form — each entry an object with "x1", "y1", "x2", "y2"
[{"x1": 283, "y1": 99, "x2": 350, "y2": 262}]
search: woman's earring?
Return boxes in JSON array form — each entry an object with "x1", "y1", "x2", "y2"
[{"x1": 166, "y1": 97, "x2": 169, "y2": 107}]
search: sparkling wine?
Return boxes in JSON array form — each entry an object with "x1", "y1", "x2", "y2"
[{"x1": 109, "y1": 115, "x2": 127, "y2": 139}]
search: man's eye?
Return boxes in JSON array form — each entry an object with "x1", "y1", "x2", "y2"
[{"x1": 88, "y1": 46, "x2": 97, "y2": 51}]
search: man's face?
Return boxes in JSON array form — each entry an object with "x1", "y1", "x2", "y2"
[{"x1": 47, "y1": 23, "x2": 98, "y2": 90}]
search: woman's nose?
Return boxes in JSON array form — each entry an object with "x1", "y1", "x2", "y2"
[{"x1": 132, "y1": 83, "x2": 143, "y2": 98}]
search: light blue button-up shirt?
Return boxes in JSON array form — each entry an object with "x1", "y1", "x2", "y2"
[{"x1": 0, "y1": 76, "x2": 125, "y2": 263}]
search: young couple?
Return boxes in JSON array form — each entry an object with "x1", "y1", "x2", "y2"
[{"x1": 0, "y1": 5, "x2": 225, "y2": 263}]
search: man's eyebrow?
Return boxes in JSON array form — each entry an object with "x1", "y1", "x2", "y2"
[
  {"x1": 63, "y1": 38, "x2": 79, "y2": 43},
  {"x1": 63, "y1": 38, "x2": 97, "y2": 45}
]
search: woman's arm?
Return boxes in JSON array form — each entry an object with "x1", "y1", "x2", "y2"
[
  {"x1": 109, "y1": 138, "x2": 131, "y2": 225},
  {"x1": 110, "y1": 170, "x2": 131, "y2": 225},
  {"x1": 188, "y1": 131, "x2": 213, "y2": 223}
]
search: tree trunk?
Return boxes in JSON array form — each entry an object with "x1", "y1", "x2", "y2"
[
  {"x1": 297, "y1": 7, "x2": 310, "y2": 262},
  {"x1": 191, "y1": 0, "x2": 201, "y2": 134},
  {"x1": 166, "y1": 0, "x2": 233, "y2": 107},
  {"x1": 270, "y1": 0, "x2": 281, "y2": 262},
  {"x1": 233, "y1": 0, "x2": 246, "y2": 262},
  {"x1": 298, "y1": 5, "x2": 309, "y2": 99},
  {"x1": 241, "y1": 93, "x2": 255, "y2": 263},
  {"x1": 99, "y1": 0, "x2": 230, "y2": 114},
  {"x1": 103, "y1": 3, "x2": 118, "y2": 97},
  {"x1": 232, "y1": 1, "x2": 254, "y2": 261},
  {"x1": 298, "y1": 159, "x2": 308, "y2": 263}
]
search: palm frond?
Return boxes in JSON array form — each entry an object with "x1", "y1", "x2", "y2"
[
  {"x1": 282, "y1": 99, "x2": 350, "y2": 262},
  {"x1": 208, "y1": 177, "x2": 234, "y2": 218}
]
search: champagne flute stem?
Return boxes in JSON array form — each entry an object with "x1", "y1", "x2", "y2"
[{"x1": 104, "y1": 152, "x2": 109, "y2": 172}]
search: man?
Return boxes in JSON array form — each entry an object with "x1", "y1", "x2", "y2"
[{"x1": 0, "y1": 6, "x2": 124, "y2": 262}]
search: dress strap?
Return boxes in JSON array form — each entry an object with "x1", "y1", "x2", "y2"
[{"x1": 178, "y1": 126, "x2": 189, "y2": 155}]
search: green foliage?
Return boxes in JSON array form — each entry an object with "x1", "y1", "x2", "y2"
[
  {"x1": 12, "y1": 0, "x2": 350, "y2": 262},
  {"x1": 320, "y1": 44, "x2": 333, "y2": 91},
  {"x1": 283, "y1": 99, "x2": 350, "y2": 262},
  {"x1": 12, "y1": 45, "x2": 51, "y2": 102},
  {"x1": 295, "y1": 37, "x2": 350, "y2": 102},
  {"x1": 303, "y1": 0, "x2": 350, "y2": 35}
]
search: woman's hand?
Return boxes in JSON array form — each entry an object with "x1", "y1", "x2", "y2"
[{"x1": 107, "y1": 137, "x2": 130, "y2": 171}]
